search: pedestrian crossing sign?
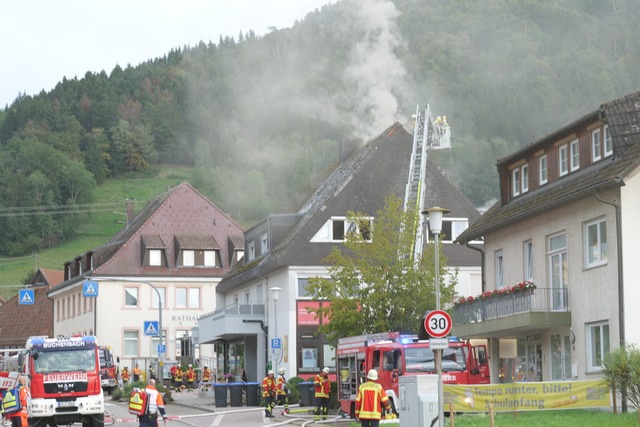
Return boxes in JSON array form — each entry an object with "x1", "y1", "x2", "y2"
[
  {"x1": 144, "y1": 321, "x2": 159, "y2": 336},
  {"x1": 82, "y1": 280, "x2": 99, "y2": 297},
  {"x1": 19, "y1": 289, "x2": 34, "y2": 305}
]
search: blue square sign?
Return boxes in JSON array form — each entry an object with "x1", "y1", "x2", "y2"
[
  {"x1": 271, "y1": 338, "x2": 281, "y2": 349},
  {"x1": 19, "y1": 289, "x2": 34, "y2": 305}
]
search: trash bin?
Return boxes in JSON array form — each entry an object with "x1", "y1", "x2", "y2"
[
  {"x1": 245, "y1": 382, "x2": 259, "y2": 406},
  {"x1": 213, "y1": 384, "x2": 227, "y2": 407},
  {"x1": 229, "y1": 382, "x2": 244, "y2": 407},
  {"x1": 298, "y1": 382, "x2": 315, "y2": 407}
]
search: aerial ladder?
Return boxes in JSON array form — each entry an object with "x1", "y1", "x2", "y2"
[{"x1": 404, "y1": 104, "x2": 451, "y2": 262}]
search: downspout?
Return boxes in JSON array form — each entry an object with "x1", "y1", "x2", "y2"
[{"x1": 594, "y1": 187, "x2": 625, "y2": 347}]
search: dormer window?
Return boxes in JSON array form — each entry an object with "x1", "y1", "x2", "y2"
[
  {"x1": 559, "y1": 144, "x2": 569, "y2": 176},
  {"x1": 261, "y1": 233, "x2": 269, "y2": 255},
  {"x1": 175, "y1": 235, "x2": 222, "y2": 267},
  {"x1": 570, "y1": 138, "x2": 580, "y2": 171},
  {"x1": 149, "y1": 250, "x2": 162, "y2": 266},
  {"x1": 592, "y1": 128, "x2": 602, "y2": 162},
  {"x1": 604, "y1": 125, "x2": 613, "y2": 157},
  {"x1": 512, "y1": 164, "x2": 528, "y2": 197},
  {"x1": 248, "y1": 241, "x2": 255, "y2": 261},
  {"x1": 539, "y1": 155, "x2": 548, "y2": 185},
  {"x1": 311, "y1": 217, "x2": 373, "y2": 242},
  {"x1": 142, "y1": 235, "x2": 167, "y2": 267}
]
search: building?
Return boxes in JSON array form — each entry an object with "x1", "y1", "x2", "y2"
[
  {"x1": 47, "y1": 182, "x2": 244, "y2": 377},
  {"x1": 198, "y1": 122, "x2": 484, "y2": 382},
  {"x1": 454, "y1": 90, "x2": 640, "y2": 384}
]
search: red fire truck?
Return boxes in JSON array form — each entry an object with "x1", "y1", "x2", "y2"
[
  {"x1": 20, "y1": 335, "x2": 104, "y2": 427},
  {"x1": 98, "y1": 345, "x2": 118, "y2": 395},
  {"x1": 336, "y1": 332, "x2": 490, "y2": 417}
]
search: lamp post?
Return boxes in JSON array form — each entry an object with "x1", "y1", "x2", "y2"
[
  {"x1": 423, "y1": 207, "x2": 449, "y2": 427},
  {"x1": 269, "y1": 287, "x2": 281, "y2": 372}
]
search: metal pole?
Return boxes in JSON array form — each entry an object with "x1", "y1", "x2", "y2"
[
  {"x1": 435, "y1": 230, "x2": 444, "y2": 427},
  {"x1": 273, "y1": 297, "x2": 277, "y2": 372}
]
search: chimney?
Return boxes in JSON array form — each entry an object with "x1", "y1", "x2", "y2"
[{"x1": 126, "y1": 200, "x2": 135, "y2": 226}]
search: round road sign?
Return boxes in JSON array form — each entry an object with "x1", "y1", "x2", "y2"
[{"x1": 424, "y1": 309, "x2": 452, "y2": 338}]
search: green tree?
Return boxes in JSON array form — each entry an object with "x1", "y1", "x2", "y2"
[
  {"x1": 306, "y1": 195, "x2": 456, "y2": 344},
  {"x1": 602, "y1": 344, "x2": 640, "y2": 417}
]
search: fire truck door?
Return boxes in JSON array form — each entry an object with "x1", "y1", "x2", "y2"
[
  {"x1": 470, "y1": 345, "x2": 490, "y2": 383},
  {"x1": 382, "y1": 350, "x2": 400, "y2": 389}
]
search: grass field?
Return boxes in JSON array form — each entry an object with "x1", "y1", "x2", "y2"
[{"x1": 0, "y1": 166, "x2": 194, "y2": 296}]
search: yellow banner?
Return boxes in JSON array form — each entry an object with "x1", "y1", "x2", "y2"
[{"x1": 444, "y1": 381, "x2": 610, "y2": 412}]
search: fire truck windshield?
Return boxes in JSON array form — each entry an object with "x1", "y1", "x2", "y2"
[
  {"x1": 34, "y1": 349, "x2": 96, "y2": 373},
  {"x1": 404, "y1": 347, "x2": 468, "y2": 373}
]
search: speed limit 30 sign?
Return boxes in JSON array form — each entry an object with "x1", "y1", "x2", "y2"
[{"x1": 424, "y1": 309, "x2": 452, "y2": 338}]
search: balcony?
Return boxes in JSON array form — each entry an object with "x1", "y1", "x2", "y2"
[
  {"x1": 451, "y1": 288, "x2": 571, "y2": 339},
  {"x1": 198, "y1": 303, "x2": 266, "y2": 344}
]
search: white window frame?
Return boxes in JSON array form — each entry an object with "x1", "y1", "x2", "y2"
[
  {"x1": 559, "y1": 144, "x2": 569, "y2": 176},
  {"x1": 570, "y1": 138, "x2": 580, "y2": 171},
  {"x1": 248, "y1": 241, "x2": 255, "y2": 261},
  {"x1": 585, "y1": 217, "x2": 607, "y2": 268},
  {"x1": 587, "y1": 322, "x2": 609, "y2": 372},
  {"x1": 149, "y1": 249, "x2": 162, "y2": 266},
  {"x1": 151, "y1": 287, "x2": 166, "y2": 309},
  {"x1": 124, "y1": 330, "x2": 139, "y2": 357},
  {"x1": 261, "y1": 233, "x2": 269, "y2": 254},
  {"x1": 512, "y1": 168, "x2": 521, "y2": 197},
  {"x1": 495, "y1": 250, "x2": 504, "y2": 289},
  {"x1": 523, "y1": 240, "x2": 533, "y2": 281},
  {"x1": 176, "y1": 287, "x2": 201, "y2": 309},
  {"x1": 521, "y1": 164, "x2": 529, "y2": 193},
  {"x1": 548, "y1": 232, "x2": 568, "y2": 310},
  {"x1": 182, "y1": 250, "x2": 195, "y2": 267},
  {"x1": 604, "y1": 125, "x2": 613, "y2": 157},
  {"x1": 539, "y1": 155, "x2": 548, "y2": 185},
  {"x1": 125, "y1": 287, "x2": 139, "y2": 307},
  {"x1": 592, "y1": 128, "x2": 602, "y2": 162},
  {"x1": 203, "y1": 250, "x2": 215, "y2": 267},
  {"x1": 311, "y1": 217, "x2": 373, "y2": 242}
]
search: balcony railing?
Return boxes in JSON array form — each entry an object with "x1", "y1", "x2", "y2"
[
  {"x1": 452, "y1": 288, "x2": 568, "y2": 325},
  {"x1": 200, "y1": 303, "x2": 265, "y2": 320}
]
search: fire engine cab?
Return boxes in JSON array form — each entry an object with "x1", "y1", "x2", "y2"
[{"x1": 336, "y1": 332, "x2": 490, "y2": 417}]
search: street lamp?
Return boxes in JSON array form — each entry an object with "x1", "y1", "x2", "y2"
[
  {"x1": 423, "y1": 207, "x2": 450, "y2": 427},
  {"x1": 269, "y1": 287, "x2": 281, "y2": 372}
]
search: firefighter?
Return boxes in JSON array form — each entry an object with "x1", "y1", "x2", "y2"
[
  {"x1": 313, "y1": 367, "x2": 331, "y2": 421},
  {"x1": 139, "y1": 379, "x2": 168, "y2": 427},
  {"x1": 121, "y1": 366, "x2": 130, "y2": 385},
  {"x1": 173, "y1": 365, "x2": 183, "y2": 391},
  {"x1": 202, "y1": 366, "x2": 212, "y2": 391},
  {"x1": 355, "y1": 369, "x2": 392, "y2": 427},
  {"x1": 132, "y1": 363, "x2": 142, "y2": 383},
  {"x1": 185, "y1": 364, "x2": 196, "y2": 391},
  {"x1": 260, "y1": 370, "x2": 276, "y2": 418},
  {"x1": 276, "y1": 368, "x2": 289, "y2": 414},
  {"x1": 5, "y1": 375, "x2": 29, "y2": 427}
]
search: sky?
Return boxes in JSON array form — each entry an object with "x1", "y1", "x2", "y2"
[{"x1": 0, "y1": 0, "x2": 332, "y2": 107}]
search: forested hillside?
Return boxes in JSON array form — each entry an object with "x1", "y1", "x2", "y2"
[{"x1": 1, "y1": 0, "x2": 639, "y2": 256}]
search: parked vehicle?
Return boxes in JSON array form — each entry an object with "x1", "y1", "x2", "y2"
[
  {"x1": 336, "y1": 331, "x2": 490, "y2": 417},
  {"x1": 98, "y1": 345, "x2": 118, "y2": 395}
]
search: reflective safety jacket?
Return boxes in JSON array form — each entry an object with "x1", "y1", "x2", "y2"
[
  {"x1": 203, "y1": 368, "x2": 212, "y2": 382},
  {"x1": 276, "y1": 375, "x2": 288, "y2": 396},
  {"x1": 355, "y1": 381, "x2": 391, "y2": 420},
  {"x1": 314, "y1": 373, "x2": 330, "y2": 398},
  {"x1": 185, "y1": 368, "x2": 196, "y2": 382},
  {"x1": 261, "y1": 375, "x2": 276, "y2": 398}
]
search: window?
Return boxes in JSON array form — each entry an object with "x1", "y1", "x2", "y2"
[
  {"x1": 248, "y1": 241, "x2": 255, "y2": 261},
  {"x1": 261, "y1": 233, "x2": 269, "y2": 254},
  {"x1": 585, "y1": 218, "x2": 607, "y2": 267},
  {"x1": 124, "y1": 330, "x2": 139, "y2": 357},
  {"x1": 176, "y1": 287, "x2": 200, "y2": 308},
  {"x1": 426, "y1": 218, "x2": 470, "y2": 242},
  {"x1": 512, "y1": 168, "x2": 521, "y2": 197},
  {"x1": 149, "y1": 249, "x2": 162, "y2": 266},
  {"x1": 495, "y1": 250, "x2": 504, "y2": 288},
  {"x1": 125, "y1": 287, "x2": 138, "y2": 307},
  {"x1": 587, "y1": 322, "x2": 609, "y2": 372},
  {"x1": 523, "y1": 240, "x2": 533, "y2": 281},
  {"x1": 570, "y1": 138, "x2": 580, "y2": 171},
  {"x1": 521, "y1": 164, "x2": 529, "y2": 193},
  {"x1": 604, "y1": 125, "x2": 613, "y2": 157},
  {"x1": 151, "y1": 287, "x2": 166, "y2": 309},
  {"x1": 539, "y1": 155, "x2": 548, "y2": 185},
  {"x1": 311, "y1": 217, "x2": 373, "y2": 242},
  {"x1": 203, "y1": 250, "x2": 222, "y2": 267},
  {"x1": 592, "y1": 128, "x2": 602, "y2": 162},
  {"x1": 559, "y1": 144, "x2": 568, "y2": 176},
  {"x1": 182, "y1": 250, "x2": 195, "y2": 266},
  {"x1": 548, "y1": 233, "x2": 568, "y2": 310}
]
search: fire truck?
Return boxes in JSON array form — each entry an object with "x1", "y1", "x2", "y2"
[
  {"x1": 98, "y1": 345, "x2": 118, "y2": 395},
  {"x1": 336, "y1": 332, "x2": 490, "y2": 417},
  {"x1": 19, "y1": 336, "x2": 104, "y2": 427}
]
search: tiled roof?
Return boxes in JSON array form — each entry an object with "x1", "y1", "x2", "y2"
[
  {"x1": 456, "y1": 90, "x2": 640, "y2": 243},
  {"x1": 0, "y1": 288, "x2": 53, "y2": 347},
  {"x1": 174, "y1": 235, "x2": 220, "y2": 250},
  {"x1": 38, "y1": 269, "x2": 65, "y2": 286}
]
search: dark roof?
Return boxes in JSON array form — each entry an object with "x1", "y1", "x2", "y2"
[
  {"x1": 219, "y1": 122, "x2": 482, "y2": 291},
  {"x1": 50, "y1": 182, "x2": 244, "y2": 294},
  {"x1": 457, "y1": 90, "x2": 640, "y2": 242}
]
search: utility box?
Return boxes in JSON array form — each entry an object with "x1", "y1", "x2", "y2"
[{"x1": 399, "y1": 375, "x2": 439, "y2": 427}]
